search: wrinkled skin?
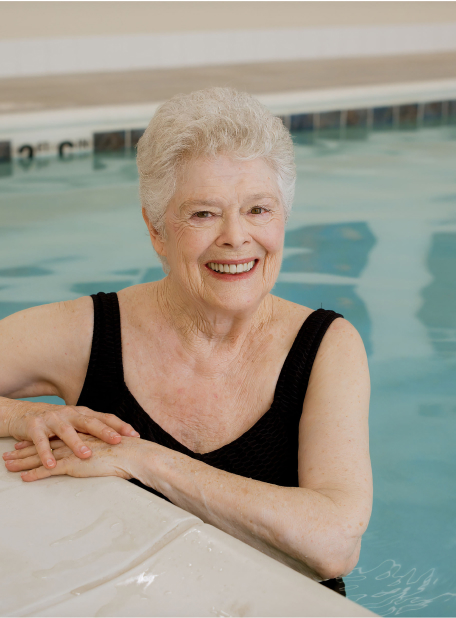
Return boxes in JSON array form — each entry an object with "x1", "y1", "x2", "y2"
[
  {"x1": 4, "y1": 433, "x2": 145, "y2": 482},
  {"x1": 3, "y1": 404, "x2": 139, "y2": 470}
]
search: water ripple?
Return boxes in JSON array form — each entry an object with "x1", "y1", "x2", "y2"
[{"x1": 345, "y1": 559, "x2": 456, "y2": 616}]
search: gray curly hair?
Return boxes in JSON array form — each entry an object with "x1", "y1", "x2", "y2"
[{"x1": 136, "y1": 87, "x2": 295, "y2": 270}]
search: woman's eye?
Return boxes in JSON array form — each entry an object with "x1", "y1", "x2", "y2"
[
  {"x1": 194, "y1": 211, "x2": 212, "y2": 218},
  {"x1": 250, "y1": 207, "x2": 267, "y2": 215}
]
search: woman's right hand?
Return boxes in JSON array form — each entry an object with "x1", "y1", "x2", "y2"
[{"x1": 3, "y1": 404, "x2": 140, "y2": 470}]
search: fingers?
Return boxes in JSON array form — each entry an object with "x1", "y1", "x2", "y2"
[
  {"x1": 78, "y1": 409, "x2": 139, "y2": 438},
  {"x1": 8, "y1": 406, "x2": 139, "y2": 469},
  {"x1": 21, "y1": 464, "x2": 57, "y2": 482},
  {"x1": 5, "y1": 441, "x2": 71, "y2": 473},
  {"x1": 29, "y1": 429, "x2": 58, "y2": 469},
  {"x1": 3, "y1": 440, "x2": 65, "y2": 461},
  {"x1": 3, "y1": 444, "x2": 39, "y2": 460},
  {"x1": 49, "y1": 439, "x2": 65, "y2": 449},
  {"x1": 15, "y1": 441, "x2": 33, "y2": 450},
  {"x1": 72, "y1": 414, "x2": 124, "y2": 445},
  {"x1": 50, "y1": 422, "x2": 94, "y2": 460},
  {"x1": 22, "y1": 414, "x2": 96, "y2": 466},
  {"x1": 20, "y1": 455, "x2": 77, "y2": 482},
  {"x1": 28, "y1": 424, "x2": 81, "y2": 469},
  {"x1": 5, "y1": 453, "x2": 42, "y2": 472}
]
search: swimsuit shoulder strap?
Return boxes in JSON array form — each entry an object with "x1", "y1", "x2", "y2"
[
  {"x1": 273, "y1": 308, "x2": 344, "y2": 424},
  {"x1": 77, "y1": 292, "x2": 125, "y2": 413}
]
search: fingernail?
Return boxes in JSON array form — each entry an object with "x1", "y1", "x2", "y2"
[
  {"x1": 80, "y1": 446, "x2": 90, "y2": 454},
  {"x1": 47, "y1": 459, "x2": 55, "y2": 467},
  {"x1": 129, "y1": 430, "x2": 140, "y2": 437},
  {"x1": 110, "y1": 432, "x2": 121, "y2": 439}
]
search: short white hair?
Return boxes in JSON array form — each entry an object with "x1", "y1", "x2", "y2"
[{"x1": 136, "y1": 87, "x2": 295, "y2": 269}]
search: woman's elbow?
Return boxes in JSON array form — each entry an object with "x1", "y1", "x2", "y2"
[{"x1": 311, "y1": 535, "x2": 362, "y2": 581}]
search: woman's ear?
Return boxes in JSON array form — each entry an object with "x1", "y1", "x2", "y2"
[{"x1": 142, "y1": 208, "x2": 166, "y2": 257}]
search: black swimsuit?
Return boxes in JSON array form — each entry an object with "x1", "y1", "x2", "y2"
[{"x1": 77, "y1": 291, "x2": 346, "y2": 596}]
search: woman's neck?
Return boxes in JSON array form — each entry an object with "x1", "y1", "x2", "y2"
[{"x1": 152, "y1": 276, "x2": 274, "y2": 357}]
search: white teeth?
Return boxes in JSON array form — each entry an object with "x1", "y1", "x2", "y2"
[{"x1": 208, "y1": 261, "x2": 255, "y2": 274}]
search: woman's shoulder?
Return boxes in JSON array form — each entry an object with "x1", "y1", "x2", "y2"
[
  {"x1": 116, "y1": 281, "x2": 162, "y2": 320},
  {"x1": 0, "y1": 294, "x2": 94, "y2": 334},
  {"x1": 270, "y1": 294, "x2": 362, "y2": 353},
  {"x1": 271, "y1": 293, "x2": 352, "y2": 324},
  {"x1": 270, "y1": 294, "x2": 313, "y2": 322}
]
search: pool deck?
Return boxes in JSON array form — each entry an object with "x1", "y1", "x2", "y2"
[{"x1": 1, "y1": 51, "x2": 456, "y2": 114}]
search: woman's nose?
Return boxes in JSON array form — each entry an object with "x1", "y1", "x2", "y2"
[{"x1": 216, "y1": 214, "x2": 251, "y2": 249}]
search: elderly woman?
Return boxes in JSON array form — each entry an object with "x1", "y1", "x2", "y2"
[{"x1": 0, "y1": 88, "x2": 371, "y2": 592}]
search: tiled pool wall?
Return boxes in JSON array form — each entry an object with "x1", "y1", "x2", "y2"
[
  {"x1": 0, "y1": 99, "x2": 455, "y2": 170},
  {"x1": 283, "y1": 100, "x2": 456, "y2": 135}
]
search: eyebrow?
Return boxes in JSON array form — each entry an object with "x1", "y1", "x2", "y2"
[
  {"x1": 179, "y1": 199, "x2": 222, "y2": 212},
  {"x1": 179, "y1": 194, "x2": 279, "y2": 211},
  {"x1": 247, "y1": 193, "x2": 279, "y2": 203}
]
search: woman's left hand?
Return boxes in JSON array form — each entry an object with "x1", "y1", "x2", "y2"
[{"x1": 3, "y1": 433, "x2": 143, "y2": 482}]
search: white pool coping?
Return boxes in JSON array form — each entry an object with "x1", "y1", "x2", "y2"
[
  {"x1": 1, "y1": 78, "x2": 456, "y2": 132},
  {"x1": 0, "y1": 437, "x2": 375, "y2": 617}
]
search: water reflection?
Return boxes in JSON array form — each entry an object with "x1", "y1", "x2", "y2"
[
  {"x1": 418, "y1": 233, "x2": 456, "y2": 358},
  {"x1": 139, "y1": 268, "x2": 165, "y2": 284},
  {"x1": 0, "y1": 266, "x2": 53, "y2": 278},
  {"x1": 70, "y1": 281, "x2": 133, "y2": 297},
  {"x1": 418, "y1": 403, "x2": 456, "y2": 418},
  {"x1": 0, "y1": 302, "x2": 38, "y2": 321},
  {"x1": 274, "y1": 282, "x2": 373, "y2": 357},
  {"x1": 280, "y1": 221, "x2": 375, "y2": 355},
  {"x1": 283, "y1": 222, "x2": 376, "y2": 277},
  {"x1": 0, "y1": 162, "x2": 12, "y2": 178},
  {"x1": 346, "y1": 559, "x2": 456, "y2": 616}
]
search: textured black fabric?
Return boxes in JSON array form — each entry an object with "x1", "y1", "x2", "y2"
[
  {"x1": 320, "y1": 577, "x2": 346, "y2": 596},
  {"x1": 77, "y1": 291, "x2": 345, "y2": 594}
]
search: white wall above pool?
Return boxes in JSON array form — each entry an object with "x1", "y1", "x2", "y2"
[{"x1": 1, "y1": 21, "x2": 456, "y2": 79}]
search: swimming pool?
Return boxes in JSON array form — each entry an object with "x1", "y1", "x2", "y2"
[{"x1": 1, "y1": 122, "x2": 455, "y2": 617}]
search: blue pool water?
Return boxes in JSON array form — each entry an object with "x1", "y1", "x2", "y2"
[{"x1": 1, "y1": 124, "x2": 456, "y2": 616}]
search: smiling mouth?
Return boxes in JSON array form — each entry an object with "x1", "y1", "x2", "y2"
[{"x1": 207, "y1": 260, "x2": 256, "y2": 274}]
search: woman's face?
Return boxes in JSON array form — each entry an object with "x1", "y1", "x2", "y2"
[{"x1": 151, "y1": 155, "x2": 285, "y2": 315}]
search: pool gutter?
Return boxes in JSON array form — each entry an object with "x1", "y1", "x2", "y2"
[{"x1": 0, "y1": 77, "x2": 456, "y2": 160}]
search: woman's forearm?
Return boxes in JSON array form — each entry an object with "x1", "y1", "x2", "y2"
[
  {"x1": 132, "y1": 442, "x2": 362, "y2": 581},
  {"x1": 0, "y1": 397, "x2": 33, "y2": 438}
]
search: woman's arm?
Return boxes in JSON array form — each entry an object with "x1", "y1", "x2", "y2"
[
  {"x1": 134, "y1": 445, "x2": 364, "y2": 581},
  {"x1": 0, "y1": 298, "x2": 139, "y2": 463},
  {"x1": 10, "y1": 318, "x2": 371, "y2": 581},
  {"x1": 0, "y1": 296, "x2": 93, "y2": 403}
]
